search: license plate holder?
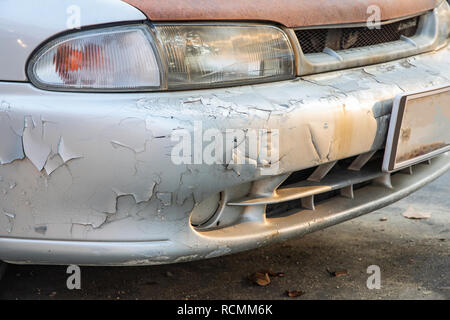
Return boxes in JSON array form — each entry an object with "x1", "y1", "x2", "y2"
[{"x1": 382, "y1": 85, "x2": 450, "y2": 172}]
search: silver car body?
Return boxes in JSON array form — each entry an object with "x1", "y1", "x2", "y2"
[{"x1": 0, "y1": 0, "x2": 449, "y2": 265}]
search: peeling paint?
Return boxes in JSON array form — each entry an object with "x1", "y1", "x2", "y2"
[
  {"x1": 44, "y1": 154, "x2": 65, "y2": 175},
  {"x1": 22, "y1": 117, "x2": 51, "y2": 171},
  {"x1": 157, "y1": 192, "x2": 172, "y2": 207},
  {"x1": 0, "y1": 114, "x2": 24, "y2": 164},
  {"x1": 34, "y1": 225, "x2": 47, "y2": 235},
  {"x1": 58, "y1": 137, "x2": 83, "y2": 163},
  {"x1": 2, "y1": 211, "x2": 15, "y2": 233},
  {"x1": 204, "y1": 247, "x2": 232, "y2": 259}
]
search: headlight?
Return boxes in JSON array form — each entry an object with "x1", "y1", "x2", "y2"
[
  {"x1": 28, "y1": 23, "x2": 295, "y2": 92},
  {"x1": 154, "y1": 24, "x2": 295, "y2": 89},
  {"x1": 446, "y1": 1, "x2": 450, "y2": 38},
  {"x1": 438, "y1": 0, "x2": 450, "y2": 41}
]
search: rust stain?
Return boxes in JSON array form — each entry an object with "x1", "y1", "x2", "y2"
[
  {"x1": 332, "y1": 105, "x2": 354, "y2": 159},
  {"x1": 124, "y1": 0, "x2": 438, "y2": 28},
  {"x1": 401, "y1": 127, "x2": 411, "y2": 143},
  {"x1": 397, "y1": 142, "x2": 448, "y2": 163}
]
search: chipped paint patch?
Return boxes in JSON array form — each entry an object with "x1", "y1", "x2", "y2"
[
  {"x1": 204, "y1": 247, "x2": 232, "y2": 259},
  {"x1": 22, "y1": 117, "x2": 51, "y2": 171},
  {"x1": 0, "y1": 114, "x2": 24, "y2": 164},
  {"x1": 58, "y1": 137, "x2": 83, "y2": 163},
  {"x1": 157, "y1": 192, "x2": 172, "y2": 207},
  {"x1": 2, "y1": 211, "x2": 15, "y2": 233}
]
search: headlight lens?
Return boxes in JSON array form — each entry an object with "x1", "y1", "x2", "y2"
[
  {"x1": 437, "y1": 0, "x2": 450, "y2": 42},
  {"x1": 28, "y1": 24, "x2": 295, "y2": 92},
  {"x1": 28, "y1": 25, "x2": 162, "y2": 91},
  {"x1": 446, "y1": 1, "x2": 450, "y2": 38},
  {"x1": 154, "y1": 24, "x2": 295, "y2": 89}
]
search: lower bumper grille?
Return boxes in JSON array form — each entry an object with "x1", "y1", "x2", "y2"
[
  {"x1": 228, "y1": 151, "x2": 385, "y2": 208},
  {"x1": 226, "y1": 150, "x2": 421, "y2": 221}
]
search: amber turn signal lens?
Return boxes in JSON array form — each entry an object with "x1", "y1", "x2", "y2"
[
  {"x1": 28, "y1": 25, "x2": 161, "y2": 91},
  {"x1": 53, "y1": 44, "x2": 105, "y2": 85}
]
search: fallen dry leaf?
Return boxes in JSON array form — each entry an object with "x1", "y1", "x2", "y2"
[
  {"x1": 333, "y1": 270, "x2": 348, "y2": 277},
  {"x1": 249, "y1": 272, "x2": 271, "y2": 286},
  {"x1": 249, "y1": 270, "x2": 285, "y2": 286},
  {"x1": 286, "y1": 290, "x2": 304, "y2": 298},
  {"x1": 402, "y1": 206, "x2": 431, "y2": 220},
  {"x1": 327, "y1": 269, "x2": 348, "y2": 277}
]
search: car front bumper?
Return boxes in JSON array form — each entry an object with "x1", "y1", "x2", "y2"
[{"x1": 0, "y1": 45, "x2": 449, "y2": 266}]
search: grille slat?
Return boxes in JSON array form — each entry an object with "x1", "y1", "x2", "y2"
[{"x1": 295, "y1": 16, "x2": 420, "y2": 54}]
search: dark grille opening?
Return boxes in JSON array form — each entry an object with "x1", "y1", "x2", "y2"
[
  {"x1": 295, "y1": 16, "x2": 420, "y2": 54},
  {"x1": 267, "y1": 151, "x2": 385, "y2": 218},
  {"x1": 266, "y1": 179, "x2": 373, "y2": 218},
  {"x1": 279, "y1": 151, "x2": 383, "y2": 189},
  {"x1": 279, "y1": 167, "x2": 316, "y2": 187}
]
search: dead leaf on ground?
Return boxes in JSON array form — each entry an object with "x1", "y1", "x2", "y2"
[
  {"x1": 249, "y1": 269, "x2": 285, "y2": 286},
  {"x1": 249, "y1": 272, "x2": 271, "y2": 286},
  {"x1": 286, "y1": 290, "x2": 304, "y2": 298},
  {"x1": 402, "y1": 206, "x2": 431, "y2": 220},
  {"x1": 334, "y1": 270, "x2": 348, "y2": 277}
]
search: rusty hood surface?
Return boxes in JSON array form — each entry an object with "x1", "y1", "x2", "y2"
[{"x1": 123, "y1": 0, "x2": 438, "y2": 27}]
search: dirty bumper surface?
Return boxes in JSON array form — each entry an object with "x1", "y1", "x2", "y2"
[{"x1": 0, "y1": 46, "x2": 449, "y2": 265}]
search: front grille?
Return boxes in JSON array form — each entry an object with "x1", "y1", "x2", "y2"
[{"x1": 295, "y1": 16, "x2": 420, "y2": 54}]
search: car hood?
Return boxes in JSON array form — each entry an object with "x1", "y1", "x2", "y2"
[{"x1": 123, "y1": 0, "x2": 438, "y2": 27}]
